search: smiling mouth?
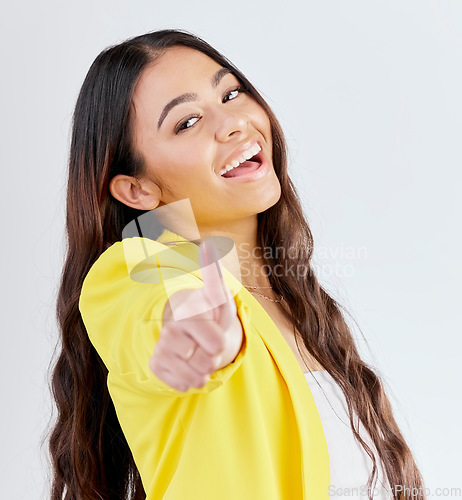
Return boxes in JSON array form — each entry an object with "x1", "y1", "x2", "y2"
[{"x1": 219, "y1": 143, "x2": 263, "y2": 178}]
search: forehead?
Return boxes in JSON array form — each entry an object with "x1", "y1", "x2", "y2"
[{"x1": 133, "y1": 46, "x2": 224, "y2": 106}]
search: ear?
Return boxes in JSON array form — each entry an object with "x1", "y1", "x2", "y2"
[{"x1": 109, "y1": 174, "x2": 162, "y2": 211}]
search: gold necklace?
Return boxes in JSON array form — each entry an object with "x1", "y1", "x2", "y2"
[{"x1": 243, "y1": 285, "x2": 284, "y2": 303}]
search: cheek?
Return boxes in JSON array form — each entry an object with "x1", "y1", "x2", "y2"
[
  {"x1": 155, "y1": 143, "x2": 201, "y2": 177},
  {"x1": 252, "y1": 104, "x2": 272, "y2": 133},
  {"x1": 254, "y1": 109, "x2": 273, "y2": 157},
  {"x1": 171, "y1": 151, "x2": 209, "y2": 178},
  {"x1": 167, "y1": 139, "x2": 216, "y2": 175}
]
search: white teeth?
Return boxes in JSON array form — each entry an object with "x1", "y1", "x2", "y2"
[
  {"x1": 244, "y1": 144, "x2": 260, "y2": 160},
  {"x1": 220, "y1": 143, "x2": 262, "y2": 176}
]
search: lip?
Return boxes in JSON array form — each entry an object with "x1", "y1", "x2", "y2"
[
  {"x1": 218, "y1": 139, "x2": 261, "y2": 174},
  {"x1": 219, "y1": 146, "x2": 270, "y2": 183}
]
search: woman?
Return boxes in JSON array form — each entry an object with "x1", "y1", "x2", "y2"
[{"x1": 49, "y1": 29, "x2": 426, "y2": 499}]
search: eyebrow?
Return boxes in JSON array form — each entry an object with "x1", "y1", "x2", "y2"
[{"x1": 157, "y1": 67, "x2": 232, "y2": 130}]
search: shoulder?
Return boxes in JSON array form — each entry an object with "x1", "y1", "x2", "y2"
[{"x1": 78, "y1": 235, "x2": 208, "y2": 322}]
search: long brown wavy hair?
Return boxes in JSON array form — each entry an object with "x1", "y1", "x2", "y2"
[{"x1": 47, "y1": 29, "x2": 426, "y2": 499}]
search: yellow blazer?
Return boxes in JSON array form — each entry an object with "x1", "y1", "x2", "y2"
[{"x1": 79, "y1": 230, "x2": 330, "y2": 499}]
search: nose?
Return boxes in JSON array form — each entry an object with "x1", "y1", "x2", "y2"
[{"x1": 213, "y1": 107, "x2": 249, "y2": 143}]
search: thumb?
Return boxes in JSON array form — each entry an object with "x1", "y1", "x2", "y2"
[{"x1": 198, "y1": 238, "x2": 236, "y2": 319}]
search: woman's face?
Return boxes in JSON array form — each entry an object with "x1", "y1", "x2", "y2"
[{"x1": 129, "y1": 46, "x2": 281, "y2": 228}]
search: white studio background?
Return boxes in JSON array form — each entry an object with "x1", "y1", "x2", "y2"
[{"x1": 1, "y1": 1, "x2": 460, "y2": 498}]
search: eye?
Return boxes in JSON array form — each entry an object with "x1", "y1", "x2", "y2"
[
  {"x1": 174, "y1": 85, "x2": 246, "y2": 134},
  {"x1": 223, "y1": 86, "x2": 245, "y2": 103},
  {"x1": 175, "y1": 115, "x2": 200, "y2": 134}
]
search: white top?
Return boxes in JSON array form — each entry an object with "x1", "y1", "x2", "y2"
[{"x1": 304, "y1": 370, "x2": 392, "y2": 499}]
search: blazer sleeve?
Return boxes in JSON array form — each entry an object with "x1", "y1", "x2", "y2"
[{"x1": 78, "y1": 238, "x2": 249, "y2": 397}]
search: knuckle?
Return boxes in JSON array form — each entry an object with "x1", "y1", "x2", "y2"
[
  {"x1": 192, "y1": 374, "x2": 210, "y2": 388},
  {"x1": 213, "y1": 355, "x2": 223, "y2": 371},
  {"x1": 195, "y1": 363, "x2": 209, "y2": 376},
  {"x1": 151, "y1": 359, "x2": 189, "y2": 392},
  {"x1": 197, "y1": 357, "x2": 214, "y2": 374},
  {"x1": 166, "y1": 374, "x2": 189, "y2": 392},
  {"x1": 207, "y1": 359, "x2": 217, "y2": 373},
  {"x1": 153, "y1": 343, "x2": 164, "y2": 357},
  {"x1": 149, "y1": 354, "x2": 161, "y2": 374},
  {"x1": 196, "y1": 352, "x2": 219, "y2": 374},
  {"x1": 211, "y1": 336, "x2": 225, "y2": 354},
  {"x1": 160, "y1": 323, "x2": 174, "y2": 338}
]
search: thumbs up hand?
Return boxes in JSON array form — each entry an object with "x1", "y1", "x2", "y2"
[{"x1": 149, "y1": 239, "x2": 244, "y2": 392}]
